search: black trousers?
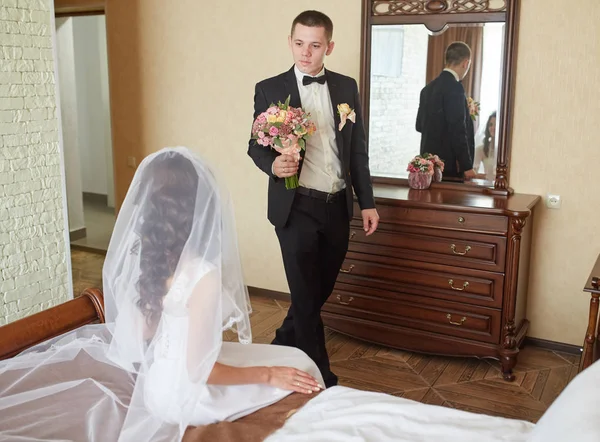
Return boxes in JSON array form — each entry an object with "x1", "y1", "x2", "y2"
[{"x1": 273, "y1": 191, "x2": 349, "y2": 387}]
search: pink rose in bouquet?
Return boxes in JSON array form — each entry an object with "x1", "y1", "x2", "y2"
[{"x1": 251, "y1": 95, "x2": 316, "y2": 189}]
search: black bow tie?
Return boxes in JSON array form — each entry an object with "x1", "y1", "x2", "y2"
[{"x1": 303, "y1": 75, "x2": 327, "y2": 86}]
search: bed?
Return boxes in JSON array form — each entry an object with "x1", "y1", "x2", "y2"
[
  {"x1": 1, "y1": 289, "x2": 599, "y2": 441},
  {"x1": 0, "y1": 289, "x2": 315, "y2": 441}
]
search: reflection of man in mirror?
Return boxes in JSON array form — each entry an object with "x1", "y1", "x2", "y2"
[{"x1": 416, "y1": 42, "x2": 476, "y2": 180}]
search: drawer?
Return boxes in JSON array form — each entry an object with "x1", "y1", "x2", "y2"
[
  {"x1": 354, "y1": 203, "x2": 508, "y2": 235},
  {"x1": 337, "y1": 254, "x2": 504, "y2": 308},
  {"x1": 348, "y1": 223, "x2": 506, "y2": 272},
  {"x1": 323, "y1": 285, "x2": 501, "y2": 344}
]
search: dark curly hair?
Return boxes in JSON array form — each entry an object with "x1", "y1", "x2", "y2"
[{"x1": 135, "y1": 152, "x2": 199, "y2": 327}]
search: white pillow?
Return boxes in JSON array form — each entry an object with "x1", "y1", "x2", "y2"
[{"x1": 529, "y1": 359, "x2": 600, "y2": 441}]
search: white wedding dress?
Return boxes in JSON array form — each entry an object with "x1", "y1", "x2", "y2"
[{"x1": 144, "y1": 260, "x2": 323, "y2": 427}]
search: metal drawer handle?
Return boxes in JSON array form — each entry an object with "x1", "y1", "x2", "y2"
[
  {"x1": 446, "y1": 314, "x2": 467, "y2": 326},
  {"x1": 450, "y1": 244, "x2": 471, "y2": 255},
  {"x1": 458, "y1": 216, "x2": 465, "y2": 224},
  {"x1": 448, "y1": 279, "x2": 469, "y2": 291},
  {"x1": 340, "y1": 264, "x2": 355, "y2": 273},
  {"x1": 349, "y1": 231, "x2": 356, "y2": 239},
  {"x1": 336, "y1": 294, "x2": 354, "y2": 305}
]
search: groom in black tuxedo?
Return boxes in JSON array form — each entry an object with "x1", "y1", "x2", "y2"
[
  {"x1": 247, "y1": 10, "x2": 379, "y2": 388},
  {"x1": 416, "y1": 42, "x2": 476, "y2": 180}
]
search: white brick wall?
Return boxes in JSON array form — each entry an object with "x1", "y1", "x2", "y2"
[
  {"x1": 0, "y1": 0, "x2": 70, "y2": 325},
  {"x1": 369, "y1": 25, "x2": 429, "y2": 178}
]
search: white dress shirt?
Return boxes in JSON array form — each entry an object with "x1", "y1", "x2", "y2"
[
  {"x1": 294, "y1": 65, "x2": 346, "y2": 194},
  {"x1": 443, "y1": 67, "x2": 460, "y2": 82}
]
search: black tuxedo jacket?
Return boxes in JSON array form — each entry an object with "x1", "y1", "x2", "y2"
[
  {"x1": 416, "y1": 70, "x2": 475, "y2": 177},
  {"x1": 247, "y1": 66, "x2": 375, "y2": 228}
]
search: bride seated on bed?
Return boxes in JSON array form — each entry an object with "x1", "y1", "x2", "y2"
[{"x1": 0, "y1": 147, "x2": 322, "y2": 442}]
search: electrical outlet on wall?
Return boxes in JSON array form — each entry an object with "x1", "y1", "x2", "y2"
[
  {"x1": 127, "y1": 156, "x2": 137, "y2": 168},
  {"x1": 546, "y1": 194, "x2": 561, "y2": 209}
]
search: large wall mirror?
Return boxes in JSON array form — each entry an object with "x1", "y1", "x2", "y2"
[{"x1": 361, "y1": 0, "x2": 519, "y2": 195}]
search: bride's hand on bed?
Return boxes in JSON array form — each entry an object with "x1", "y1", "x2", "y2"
[{"x1": 267, "y1": 367, "x2": 323, "y2": 394}]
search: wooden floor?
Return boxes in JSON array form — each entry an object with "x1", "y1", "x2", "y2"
[
  {"x1": 71, "y1": 249, "x2": 105, "y2": 297},
  {"x1": 71, "y1": 248, "x2": 580, "y2": 423}
]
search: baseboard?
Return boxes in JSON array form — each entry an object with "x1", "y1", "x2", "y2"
[
  {"x1": 70, "y1": 243, "x2": 107, "y2": 256},
  {"x1": 82, "y1": 192, "x2": 108, "y2": 206},
  {"x1": 247, "y1": 286, "x2": 290, "y2": 302},
  {"x1": 69, "y1": 227, "x2": 87, "y2": 242},
  {"x1": 524, "y1": 337, "x2": 583, "y2": 355}
]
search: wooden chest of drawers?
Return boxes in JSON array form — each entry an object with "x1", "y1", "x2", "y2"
[{"x1": 322, "y1": 185, "x2": 541, "y2": 380}]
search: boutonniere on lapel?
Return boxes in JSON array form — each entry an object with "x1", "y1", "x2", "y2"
[{"x1": 337, "y1": 103, "x2": 356, "y2": 131}]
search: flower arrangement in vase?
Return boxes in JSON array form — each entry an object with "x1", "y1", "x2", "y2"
[
  {"x1": 422, "y1": 153, "x2": 445, "y2": 182},
  {"x1": 406, "y1": 155, "x2": 434, "y2": 190}
]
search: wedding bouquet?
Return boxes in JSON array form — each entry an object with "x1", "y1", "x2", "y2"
[
  {"x1": 252, "y1": 95, "x2": 316, "y2": 189},
  {"x1": 467, "y1": 97, "x2": 480, "y2": 121}
]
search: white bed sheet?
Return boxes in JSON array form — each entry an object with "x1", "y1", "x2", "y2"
[{"x1": 265, "y1": 386, "x2": 535, "y2": 442}]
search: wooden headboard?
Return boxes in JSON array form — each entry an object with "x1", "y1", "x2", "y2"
[
  {"x1": 0, "y1": 289, "x2": 105, "y2": 361},
  {"x1": 581, "y1": 254, "x2": 600, "y2": 372}
]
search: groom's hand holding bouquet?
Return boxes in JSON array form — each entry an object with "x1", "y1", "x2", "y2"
[{"x1": 251, "y1": 95, "x2": 316, "y2": 189}]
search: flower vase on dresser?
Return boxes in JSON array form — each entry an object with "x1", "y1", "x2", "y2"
[
  {"x1": 422, "y1": 153, "x2": 445, "y2": 183},
  {"x1": 408, "y1": 171, "x2": 432, "y2": 190},
  {"x1": 406, "y1": 155, "x2": 434, "y2": 190}
]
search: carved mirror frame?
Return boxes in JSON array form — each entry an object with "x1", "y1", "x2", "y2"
[{"x1": 360, "y1": 0, "x2": 520, "y2": 196}]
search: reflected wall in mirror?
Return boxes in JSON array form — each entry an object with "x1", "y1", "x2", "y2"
[
  {"x1": 369, "y1": 22, "x2": 505, "y2": 186},
  {"x1": 360, "y1": 0, "x2": 520, "y2": 194}
]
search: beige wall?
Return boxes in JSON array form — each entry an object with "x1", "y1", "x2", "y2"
[
  {"x1": 106, "y1": 0, "x2": 599, "y2": 345},
  {"x1": 509, "y1": 0, "x2": 600, "y2": 344},
  {"x1": 106, "y1": 0, "x2": 362, "y2": 291}
]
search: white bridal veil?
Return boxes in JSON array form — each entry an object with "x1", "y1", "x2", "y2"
[{"x1": 0, "y1": 147, "x2": 253, "y2": 441}]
